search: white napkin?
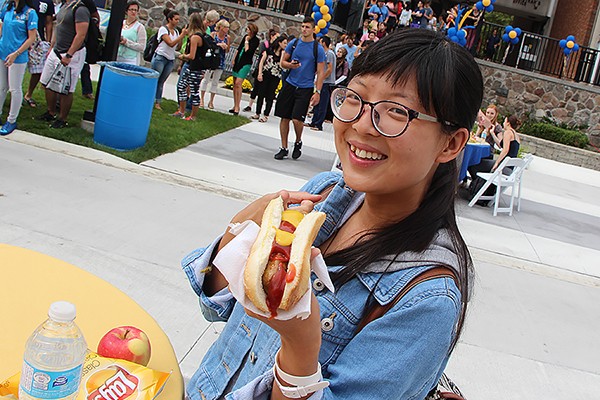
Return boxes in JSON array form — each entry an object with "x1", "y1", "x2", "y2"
[{"x1": 213, "y1": 221, "x2": 335, "y2": 320}]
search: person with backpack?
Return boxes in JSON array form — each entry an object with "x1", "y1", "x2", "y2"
[
  {"x1": 150, "y1": 8, "x2": 186, "y2": 110},
  {"x1": 37, "y1": 0, "x2": 90, "y2": 129},
  {"x1": 244, "y1": 28, "x2": 279, "y2": 114},
  {"x1": 172, "y1": 13, "x2": 206, "y2": 121},
  {"x1": 273, "y1": 17, "x2": 325, "y2": 160},
  {"x1": 182, "y1": 29, "x2": 480, "y2": 400},
  {"x1": 307, "y1": 35, "x2": 335, "y2": 132},
  {"x1": 199, "y1": 18, "x2": 229, "y2": 110},
  {"x1": 252, "y1": 34, "x2": 287, "y2": 123},
  {"x1": 0, "y1": 0, "x2": 38, "y2": 135},
  {"x1": 117, "y1": 0, "x2": 146, "y2": 65}
]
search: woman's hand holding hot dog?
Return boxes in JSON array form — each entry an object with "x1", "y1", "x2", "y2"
[{"x1": 202, "y1": 191, "x2": 322, "y2": 297}]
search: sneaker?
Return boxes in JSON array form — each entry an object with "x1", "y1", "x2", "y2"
[
  {"x1": 50, "y1": 119, "x2": 68, "y2": 129},
  {"x1": 37, "y1": 111, "x2": 56, "y2": 121},
  {"x1": 0, "y1": 121, "x2": 17, "y2": 135},
  {"x1": 292, "y1": 141, "x2": 302, "y2": 159},
  {"x1": 274, "y1": 147, "x2": 288, "y2": 160},
  {"x1": 171, "y1": 111, "x2": 185, "y2": 118},
  {"x1": 184, "y1": 115, "x2": 196, "y2": 121},
  {"x1": 243, "y1": 106, "x2": 252, "y2": 112}
]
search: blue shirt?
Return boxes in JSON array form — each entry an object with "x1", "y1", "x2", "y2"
[
  {"x1": 182, "y1": 171, "x2": 463, "y2": 400},
  {"x1": 341, "y1": 43, "x2": 356, "y2": 68},
  {"x1": 0, "y1": 4, "x2": 38, "y2": 64},
  {"x1": 369, "y1": 4, "x2": 389, "y2": 22},
  {"x1": 285, "y1": 38, "x2": 326, "y2": 89}
]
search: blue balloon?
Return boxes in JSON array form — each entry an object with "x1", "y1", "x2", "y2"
[
  {"x1": 511, "y1": 38, "x2": 519, "y2": 45},
  {"x1": 325, "y1": 0, "x2": 333, "y2": 7},
  {"x1": 566, "y1": 35, "x2": 575, "y2": 42},
  {"x1": 321, "y1": 27, "x2": 329, "y2": 34},
  {"x1": 326, "y1": 21, "x2": 331, "y2": 27},
  {"x1": 460, "y1": 38, "x2": 467, "y2": 47},
  {"x1": 448, "y1": 27, "x2": 457, "y2": 36},
  {"x1": 314, "y1": 11, "x2": 323, "y2": 20},
  {"x1": 485, "y1": 5, "x2": 493, "y2": 12},
  {"x1": 573, "y1": 43, "x2": 580, "y2": 51},
  {"x1": 502, "y1": 33, "x2": 509, "y2": 42},
  {"x1": 559, "y1": 39, "x2": 567, "y2": 48},
  {"x1": 515, "y1": 28, "x2": 522, "y2": 35},
  {"x1": 457, "y1": 29, "x2": 466, "y2": 39},
  {"x1": 316, "y1": 32, "x2": 323, "y2": 38},
  {"x1": 313, "y1": 5, "x2": 320, "y2": 12},
  {"x1": 450, "y1": 36, "x2": 459, "y2": 43},
  {"x1": 505, "y1": 25, "x2": 513, "y2": 33},
  {"x1": 476, "y1": 2, "x2": 483, "y2": 10}
]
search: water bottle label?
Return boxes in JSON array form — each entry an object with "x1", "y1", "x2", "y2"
[{"x1": 20, "y1": 360, "x2": 83, "y2": 399}]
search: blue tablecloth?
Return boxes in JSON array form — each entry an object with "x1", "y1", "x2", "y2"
[{"x1": 459, "y1": 143, "x2": 491, "y2": 181}]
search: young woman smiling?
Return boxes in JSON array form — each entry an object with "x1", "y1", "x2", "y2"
[{"x1": 183, "y1": 29, "x2": 482, "y2": 400}]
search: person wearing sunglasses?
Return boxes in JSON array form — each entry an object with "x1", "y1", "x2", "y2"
[
  {"x1": 117, "y1": 0, "x2": 147, "y2": 65},
  {"x1": 183, "y1": 29, "x2": 481, "y2": 400}
]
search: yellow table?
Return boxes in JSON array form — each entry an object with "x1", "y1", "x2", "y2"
[{"x1": 0, "y1": 244, "x2": 184, "y2": 399}]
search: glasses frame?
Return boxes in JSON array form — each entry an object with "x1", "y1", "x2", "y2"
[{"x1": 330, "y1": 86, "x2": 447, "y2": 138}]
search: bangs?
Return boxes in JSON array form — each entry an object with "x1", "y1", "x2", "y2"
[{"x1": 349, "y1": 30, "x2": 483, "y2": 132}]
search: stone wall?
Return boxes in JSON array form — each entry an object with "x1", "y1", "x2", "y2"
[
  {"x1": 137, "y1": 0, "x2": 342, "y2": 45},
  {"x1": 520, "y1": 134, "x2": 600, "y2": 172},
  {"x1": 478, "y1": 59, "x2": 600, "y2": 147}
]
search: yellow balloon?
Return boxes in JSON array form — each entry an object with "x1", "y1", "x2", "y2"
[
  {"x1": 508, "y1": 30, "x2": 517, "y2": 39},
  {"x1": 567, "y1": 40, "x2": 574, "y2": 49},
  {"x1": 323, "y1": 13, "x2": 331, "y2": 22},
  {"x1": 320, "y1": 5, "x2": 329, "y2": 14},
  {"x1": 311, "y1": 12, "x2": 315, "y2": 19},
  {"x1": 316, "y1": 0, "x2": 325, "y2": 6},
  {"x1": 482, "y1": 0, "x2": 491, "y2": 6},
  {"x1": 317, "y1": 19, "x2": 327, "y2": 28},
  {"x1": 314, "y1": 26, "x2": 321, "y2": 34}
]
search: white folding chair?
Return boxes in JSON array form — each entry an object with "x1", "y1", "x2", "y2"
[{"x1": 468, "y1": 156, "x2": 529, "y2": 216}]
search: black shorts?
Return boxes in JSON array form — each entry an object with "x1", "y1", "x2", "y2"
[{"x1": 274, "y1": 82, "x2": 313, "y2": 122}]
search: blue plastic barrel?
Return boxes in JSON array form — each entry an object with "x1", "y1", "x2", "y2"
[{"x1": 94, "y1": 62, "x2": 159, "y2": 151}]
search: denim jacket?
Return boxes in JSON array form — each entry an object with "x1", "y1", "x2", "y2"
[{"x1": 183, "y1": 172, "x2": 462, "y2": 400}]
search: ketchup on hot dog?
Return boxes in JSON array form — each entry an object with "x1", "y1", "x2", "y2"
[{"x1": 264, "y1": 210, "x2": 303, "y2": 316}]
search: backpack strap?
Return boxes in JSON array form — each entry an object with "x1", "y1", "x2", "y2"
[{"x1": 355, "y1": 266, "x2": 458, "y2": 335}]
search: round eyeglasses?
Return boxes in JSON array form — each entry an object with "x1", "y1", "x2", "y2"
[{"x1": 330, "y1": 87, "x2": 451, "y2": 138}]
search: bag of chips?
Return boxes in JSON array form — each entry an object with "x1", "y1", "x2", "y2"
[{"x1": 0, "y1": 352, "x2": 171, "y2": 399}]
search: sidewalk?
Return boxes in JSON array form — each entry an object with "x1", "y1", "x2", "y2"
[{"x1": 2, "y1": 68, "x2": 600, "y2": 399}]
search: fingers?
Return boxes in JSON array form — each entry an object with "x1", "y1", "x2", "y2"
[
  {"x1": 277, "y1": 190, "x2": 322, "y2": 208},
  {"x1": 310, "y1": 247, "x2": 321, "y2": 261}
]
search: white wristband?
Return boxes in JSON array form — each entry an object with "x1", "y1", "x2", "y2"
[{"x1": 273, "y1": 350, "x2": 329, "y2": 398}]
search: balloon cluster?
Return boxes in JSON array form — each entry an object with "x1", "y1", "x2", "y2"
[
  {"x1": 559, "y1": 35, "x2": 580, "y2": 56},
  {"x1": 475, "y1": 0, "x2": 496, "y2": 12},
  {"x1": 447, "y1": 27, "x2": 468, "y2": 47},
  {"x1": 502, "y1": 26, "x2": 522, "y2": 44},
  {"x1": 312, "y1": 0, "x2": 334, "y2": 35}
]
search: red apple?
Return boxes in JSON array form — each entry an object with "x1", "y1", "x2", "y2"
[{"x1": 97, "y1": 326, "x2": 151, "y2": 366}]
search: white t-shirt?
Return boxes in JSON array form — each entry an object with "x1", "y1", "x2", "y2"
[{"x1": 155, "y1": 26, "x2": 178, "y2": 60}]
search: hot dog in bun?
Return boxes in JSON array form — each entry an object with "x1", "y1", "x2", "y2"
[{"x1": 244, "y1": 196, "x2": 326, "y2": 317}]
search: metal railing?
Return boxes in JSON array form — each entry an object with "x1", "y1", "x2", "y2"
[
  {"x1": 219, "y1": 0, "x2": 312, "y2": 16},
  {"x1": 473, "y1": 22, "x2": 600, "y2": 86}
]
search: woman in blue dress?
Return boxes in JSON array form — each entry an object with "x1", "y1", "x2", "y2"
[
  {"x1": 183, "y1": 29, "x2": 483, "y2": 400},
  {"x1": 0, "y1": 0, "x2": 37, "y2": 135}
]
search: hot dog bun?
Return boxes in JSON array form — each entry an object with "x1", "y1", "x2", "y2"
[{"x1": 244, "y1": 196, "x2": 326, "y2": 314}]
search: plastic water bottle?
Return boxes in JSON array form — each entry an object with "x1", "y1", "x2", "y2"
[{"x1": 19, "y1": 301, "x2": 88, "y2": 400}]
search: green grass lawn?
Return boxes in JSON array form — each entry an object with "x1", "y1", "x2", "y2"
[{"x1": 15, "y1": 78, "x2": 248, "y2": 164}]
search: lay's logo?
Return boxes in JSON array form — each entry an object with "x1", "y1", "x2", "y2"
[{"x1": 86, "y1": 366, "x2": 139, "y2": 400}]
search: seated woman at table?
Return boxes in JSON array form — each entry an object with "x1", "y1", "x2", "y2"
[
  {"x1": 476, "y1": 104, "x2": 503, "y2": 149},
  {"x1": 182, "y1": 29, "x2": 482, "y2": 400},
  {"x1": 468, "y1": 114, "x2": 521, "y2": 179}
]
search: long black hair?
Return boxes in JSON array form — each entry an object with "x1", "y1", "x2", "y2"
[
  {"x1": 8, "y1": 0, "x2": 35, "y2": 14},
  {"x1": 327, "y1": 29, "x2": 483, "y2": 350}
]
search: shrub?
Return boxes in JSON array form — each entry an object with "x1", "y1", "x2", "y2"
[
  {"x1": 520, "y1": 122, "x2": 589, "y2": 148},
  {"x1": 224, "y1": 76, "x2": 253, "y2": 92}
]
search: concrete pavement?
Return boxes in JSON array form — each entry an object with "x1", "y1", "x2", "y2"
[{"x1": 1, "y1": 69, "x2": 600, "y2": 399}]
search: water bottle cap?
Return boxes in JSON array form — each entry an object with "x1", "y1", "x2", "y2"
[{"x1": 48, "y1": 301, "x2": 77, "y2": 322}]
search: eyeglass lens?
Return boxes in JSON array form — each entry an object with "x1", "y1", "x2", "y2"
[{"x1": 331, "y1": 88, "x2": 410, "y2": 137}]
